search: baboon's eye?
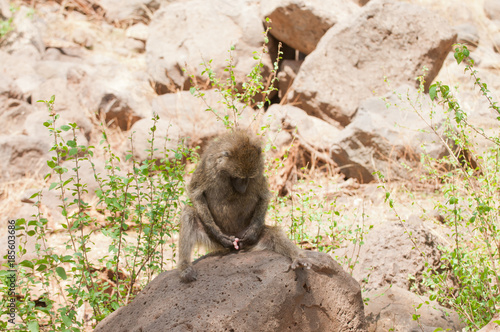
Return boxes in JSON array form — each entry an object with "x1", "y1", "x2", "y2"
[{"x1": 222, "y1": 151, "x2": 230, "y2": 157}]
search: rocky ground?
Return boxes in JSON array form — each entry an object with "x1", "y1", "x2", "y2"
[{"x1": 1, "y1": 0, "x2": 500, "y2": 331}]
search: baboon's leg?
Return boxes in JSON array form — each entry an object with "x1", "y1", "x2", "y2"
[
  {"x1": 250, "y1": 226, "x2": 314, "y2": 270},
  {"x1": 178, "y1": 206, "x2": 225, "y2": 283}
]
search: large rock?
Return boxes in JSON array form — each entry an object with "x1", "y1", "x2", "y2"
[
  {"x1": 334, "y1": 214, "x2": 445, "y2": 291},
  {"x1": 478, "y1": 314, "x2": 500, "y2": 331},
  {"x1": 0, "y1": 135, "x2": 50, "y2": 182},
  {"x1": 329, "y1": 86, "x2": 447, "y2": 183},
  {"x1": 146, "y1": 0, "x2": 269, "y2": 93},
  {"x1": 365, "y1": 286, "x2": 465, "y2": 332},
  {"x1": 288, "y1": 0, "x2": 456, "y2": 127},
  {"x1": 97, "y1": 0, "x2": 160, "y2": 23},
  {"x1": 261, "y1": 0, "x2": 358, "y2": 55},
  {"x1": 95, "y1": 251, "x2": 366, "y2": 332},
  {"x1": 264, "y1": 104, "x2": 341, "y2": 151},
  {"x1": 1, "y1": 6, "x2": 45, "y2": 59},
  {"x1": 151, "y1": 90, "x2": 253, "y2": 144}
]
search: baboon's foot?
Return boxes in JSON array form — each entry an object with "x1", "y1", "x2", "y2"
[
  {"x1": 291, "y1": 251, "x2": 337, "y2": 275},
  {"x1": 291, "y1": 257, "x2": 314, "y2": 270},
  {"x1": 180, "y1": 265, "x2": 197, "y2": 283}
]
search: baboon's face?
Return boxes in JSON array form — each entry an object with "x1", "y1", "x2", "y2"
[{"x1": 217, "y1": 143, "x2": 263, "y2": 194}]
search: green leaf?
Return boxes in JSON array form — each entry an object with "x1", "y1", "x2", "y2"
[
  {"x1": 61, "y1": 314, "x2": 72, "y2": 327},
  {"x1": 429, "y1": 84, "x2": 437, "y2": 101},
  {"x1": 189, "y1": 86, "x2": 196, "y2": 95},
  {"x1": 27, "y1": 321, "x2": 40, "y2": 332},
  {"x1": 67, "y1": 140, "x2": 77, "y2": 147},
  {"x1": 60, "y1": 125, "x2": 71, "y2": 131},
  {"x1": 56, "y1": 266, "x2": 68, "y2": 280},
  {"x1": 49, "y1": 182, "x2": 58, "y2": 190},
  {"x1": 19, "y1": 260, "x2": 34, "y2": 269},
  {"x1": 68, "y1": 147, "x2": 78, "y2": 156}
]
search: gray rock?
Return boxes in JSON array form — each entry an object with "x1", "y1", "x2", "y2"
[
  {"x1": 0, "y1": 135, "x2": 50, "y2": 182},
  {"x1": 288, "y1": 0, "x2": 456, "y2": 127},
  {"x1": 151, "y1": 90, "x2": 251, "y2": 144},
  {"x1": 484, "y1": 0, "x2": 500, "y2": 21},
  {"x1": 98, "y1": 0, "x2": 160, "y2": 24},
  {"x1": 95, "y1": 250, "x2": 366, "y2": 332},
  {"x1": 261, "y1": 0, "x2": 358, "y2": 55},
  {"x1": 129, "y1": 118, "x2": 182, "y2": 161},
  {"x1": 454, "y1": 23, "x2": 480, "y2": 50},
  {"x1": 328, "y1": 85, "x2": 447, "y2": 183},
  {"x1": 277, "y1": 60, "x2": 302, "y2": 100},
  {"x1": 264, "y1": 104, "x2": 341, "y2": 152},
  {"x1": 1, "y1": 6, "x2": 45, "y2": 59},
  {"x1": 365, "y1": 286, "x2": 465, "y2": 332},
  {"x1": 125, "y1": 22, "x2": 149, "y2": 41},
  {"x1": 478, "y1": 314, "x2": 500, "y2": 331},
  {"x1": 146, "y1": 0, "x2": 269, "y2": 93},
  {"x1": 334, "y1": 214, "x2": 445, "y2": 291}
]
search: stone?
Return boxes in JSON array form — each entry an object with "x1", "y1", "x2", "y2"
[
  {"x1": 146, "y1": 0, "x2": 269, "y2": 93},
  {"x1": 125, "y1": 22, "x2": 149, "y2": 41},
  {"x1": 261, "y1": 0, "x2": 358, "y2": 55},
  {"x1": 95, "y1": 250, "x2": 366, "y2": 332},
  {"x1": 288, "y1": 0, "x2": 456, "y2": 127},
  {"x1": 454, "y1": 23, "x2": 480, "y2": 50},
  {"x1": 97, "y1": 0, "x2": 160, "y2": 24},
  {"x1": 484, "y1": 0, "x2": 500, "y2": 21},
  {"x1": 328, "y1": 85, "x2": 447, "y2": 183},
  {"x1": 0, "y1": 135, "x2": 50, "y2": 182},
  {"x1": 277, "y1": 60, "x2": 302, "y2": 100},
  {"x1": 1, "y1": 6, "x2": 45, "y2": 59},
  {"x1": 478, "y1": 314, "x2": 500, "y2": 331},
  {"x1": 151, "y1": 90, "x2": 252, "y2": 144},
  {"x1": 129, "y1": 118, "x2": 182, "y2": 161},
  {"x1": 334, "y1": 214, "x2": 445, "y2": 291},
  {"x1": 365, "y1": 286, "x2": 465, "y2": 332},
  {"x1": 264, "y1": 104, "x2": 341, "y2": 152}
]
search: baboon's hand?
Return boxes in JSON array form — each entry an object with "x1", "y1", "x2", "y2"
[
  {"x1": 233, "y1": 238, "x2": 240, "y2": 250},
  {"x1": 219, "y1": 234, "x2": 236, "y2": 249},
  {"x1": 240, "y1": 228, "x2": 259, "y2": 249}
]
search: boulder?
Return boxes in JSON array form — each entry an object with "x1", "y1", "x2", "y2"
[
  {"x1": 0, "y1": 135, "x2": 50, "y2": 182},
  {"x1": 264, "y1": 104, "x2": 341, "y2": 152},
  {"x1": 478, "y1": 314, "x2": 500, "y2": 331},
  {"x1": 129, "y1": 118, "x2": 182, "y2": 161},
  {"x1": 146, "y1": 0, "x2": 269, "y2": 93},
  {"x1": 277, "y1": 60, "x2": 302, "y2": 100},
  {"x1": 95, "y1": 250, "x2": 366, "y2": 332},
  {"x1": 484, "y1": 0, "x2": 500, "y2": 22},
  {"x1": 334, "y1": 214, "x2": 445, "y2": 291},
  {"x1": 97, "y1": 0, "x2": 160, "y2": 24},
  {"x1": 77, "y1": 59, "x2": 155, "y2": 130},
  {"x1": 328, "y1": 86, "x2": 447, "y2": 183},
  {"x1": 1, "y1": 6, "x2": 45, "y2": 59},
  {"x1": 261, "y1": 0, "x2": 358, "y2": 55},
  {"x1": 365, "y1": 286, "x2": 465, "y2": 332},
  {"x1": 0, "y1": 50, "x2": 43, "y2": 99},
  {"x1": 288, "y1": 0, "x2": 456, "y2": 127},
  {"x1": 454, "y1": 23, "x2": 479, "y2": 50},
  {"x1": 151, "y1": 90, "x2": 252, "y2": 144},
  {"x1": 0, "y1": 99, "x2": 35, "y2": 135}
]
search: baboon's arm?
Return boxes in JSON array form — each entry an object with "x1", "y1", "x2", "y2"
[
  {"x1": 240, "y1": 194, "x2": 269, "y2": 247},
  {"x1": 191, "y1": 189, "x2": 235, "y2": 248}
]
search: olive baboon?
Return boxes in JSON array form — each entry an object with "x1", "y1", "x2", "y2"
[{"x1": 178, "y1": 130, "x2": 324, "y2": 283}]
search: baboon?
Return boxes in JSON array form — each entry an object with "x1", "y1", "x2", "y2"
[{"x1": 178, "y1": 130, "x2": 323, "y2": 283}]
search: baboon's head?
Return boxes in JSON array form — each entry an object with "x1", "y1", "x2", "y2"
[{"x1": 209, "y1": 130, "x2": 264, "y2": 194}]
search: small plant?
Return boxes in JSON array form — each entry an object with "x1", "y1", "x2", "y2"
[
  {"x1": 0, "y1": 96, "x2": 192, "y2": 330},
  {"x1": 0, "y1": 5, "x2": 15, "y2": 40},
  {"x1": 379, "y1": 44, "x2": 500, "y2": 330},
  {"x1": 187, "y1": 18, "x2": 281, "y2": 130}
]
